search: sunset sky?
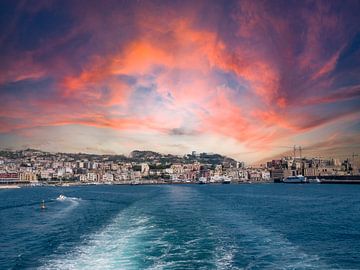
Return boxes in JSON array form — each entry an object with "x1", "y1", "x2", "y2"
[{"x1": 0, "y1": 0, "x2": 359, "y2": 163}]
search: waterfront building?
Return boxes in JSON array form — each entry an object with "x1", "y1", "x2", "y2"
[
  {"x1": 87, "y1": 172, "x2": 98, "y2": 182},
  {"x1": 19, "y1": 172, "x2": 38, "y2": 182},
  {"x1": 102, "y1": 173, "x2": 114, "y2": 182}
]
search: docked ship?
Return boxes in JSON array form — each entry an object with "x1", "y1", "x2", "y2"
[
  {"x1": 222, "y1": 176, "x2": 231, "y2": 184},
  {"x1": 283, "y1": 175, "x2": 308, "y2": 183},
  {"x1": 198, "y1": 177, "x2": 207, "y2": 184},
  {"x1": 308, "y1": 177, "x2": 321, "y2": 184}
]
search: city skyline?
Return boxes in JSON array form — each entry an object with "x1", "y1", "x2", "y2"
[
  {"x1": 1, "y1": 148, "x2": 357, "y2": 186},
  {"x1": 0, "y1": 0, "x2": 360, "y2": 164}
]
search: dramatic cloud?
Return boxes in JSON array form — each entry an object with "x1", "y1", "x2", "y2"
[{"x1": 0, "y1": 0, "x2": 359, "y2": 163}]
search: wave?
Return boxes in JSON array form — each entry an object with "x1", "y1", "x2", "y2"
[
  {"x1": 39, "y1": 187, "x2": 238, "y2": 269},
  {"x1": 0, "y1": 201, "x2": 46, "y2": 211},
  {"x1": 56, "y1": 195, "x2": 82, "y2": 202},
  {"x1": 38, "y1": 186, "x2": 330, "y2": 270},
  {"x1": 39, "y1": 211, "x2": 159, "y2": 269},
  {"x1": 233, "y1": 220, "x2": 327, "y2": 269},
  {"x1": 0, "y1": 195, "x2": 82, "y2": 211},
  {"x1": 201, "y1": 196, "x2": 329, "y2": 269}
]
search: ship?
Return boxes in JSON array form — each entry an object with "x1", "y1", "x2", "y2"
[
  {"x1": 283, "y1": 175, "x2": 308, "y2": 183},
  {"x1": 308, "y1": 177, "x2": 321, "y2": 184}
]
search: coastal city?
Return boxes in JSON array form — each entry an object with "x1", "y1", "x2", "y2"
[
  {"x1": 0, "y1": 149, "x2": 359, "y2": 187},
  {"x1": 1, "y1": 0, "x2": 360, "y2": 268}
]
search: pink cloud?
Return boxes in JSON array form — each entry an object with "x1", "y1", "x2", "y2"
[{"x1": 1, "y1": 0, "x2": 359, "y2": 162}]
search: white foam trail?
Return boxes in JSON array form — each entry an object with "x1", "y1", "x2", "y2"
[
  {"x1": 39, "y1": 209, "x2": 167, "y2": 270},
  {"x1": 213, "y1": 239, "x2": 237, "y2": 270},
  {"x1": 49, "y1": 195, "x2": 82, "y2": 220},
  {"x1": 39, "y1": 186, "x2": 330, "y2": 270},
  {"x1": 213, "y1": 210, "x2": 329, "y2": 270},
  {"x1": 241, "y1": 225, "x2": 324, "y2": 269},
  {"x1": 56, "y1": 195, "x2": 82, "y2": 202}
]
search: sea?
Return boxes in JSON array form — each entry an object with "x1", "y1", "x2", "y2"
[{"x1": 0, "y1": 184, "x2": 359, "y2": 269}]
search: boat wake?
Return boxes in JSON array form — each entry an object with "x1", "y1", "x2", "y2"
[
  {"x1": 39, "y1": 186, "x2": 329, "y2": 270},
  {"x1": 48, "y1": 195, "x2": 83, "y2": 220},
  {"x1": 39, "y1": 192, "x2": 236, "y2": 270},
  {"x1": 56, "y1": 195, "x2": 81, "y2": 202},
  {"x1": 39, "y1": 211, "x2": 164, "y2": 269}
]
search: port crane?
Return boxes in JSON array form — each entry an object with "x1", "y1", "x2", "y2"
[{"x1": 275, "y1": 145, "x2": 358, "y2": 162}]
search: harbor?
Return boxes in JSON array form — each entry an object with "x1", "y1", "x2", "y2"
[{"x1": 1, "y1": 149, "x2": 359, "y2": 188}]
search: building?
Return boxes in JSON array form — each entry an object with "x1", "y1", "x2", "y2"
[
  {"x1": 141, "y1": 163, "x2": 150, "y2": 176},
  {"x1": 19, "y1": 172, "x2": 38, "y2": 182},
  {"x1": 0, "y1": 173, "x2": 29, "y2": 185}
]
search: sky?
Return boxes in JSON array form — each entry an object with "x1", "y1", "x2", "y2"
[{"x1": 0, "y1": 0, "x2": 359, "y2": 164}]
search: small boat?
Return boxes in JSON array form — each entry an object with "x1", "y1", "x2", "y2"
[
  {"x1": 57, "y1": 194, "x2": 66, "y2": 201},
  {"x1": 222, "y1": 176, "x2": 231, "y2": 184},
  {"x1": 198, "y1": 177, "x2": 207, "y2": 184},
  {"x1": 40, "y1": 200, "x2": 46, "y2": 210},
  {"x1": 283, "y1": 175, "x2": 308, "y2": 183},
  {"x1": 309, "y1": 177, "x2": 321, "y2": 184},
  {"x1": 131, "y1": 180, "x2": 140, "y2": 185}
]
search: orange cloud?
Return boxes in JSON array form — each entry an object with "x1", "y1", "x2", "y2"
[{"x1": 302, "y1": 85, "x2": 360, "y2": 106}]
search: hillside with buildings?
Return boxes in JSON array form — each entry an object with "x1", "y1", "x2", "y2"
[{"x1": 0, "y1": 149, "x2": 358, "y2": 186}]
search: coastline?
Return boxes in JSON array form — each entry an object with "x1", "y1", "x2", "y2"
[
  {"x1": 0, "y1": 185, "x2": 20, "y2": 189},
  {"x1": 2, "y1": 176, "x2": 360, "y2": 189},
  {"x1": 0, "y1": 180, "x2": 272, "y2": 188}
]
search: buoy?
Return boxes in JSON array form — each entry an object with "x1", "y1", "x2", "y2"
[{"x1": 40, "y1": 200, "x2": 46, "y2": 210}]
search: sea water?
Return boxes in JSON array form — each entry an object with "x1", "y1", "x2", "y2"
[{"x1": 0, "y1": 184, "x2": 359, "y2": 269}]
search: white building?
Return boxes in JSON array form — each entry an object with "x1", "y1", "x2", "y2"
[
  {"x1": 141, "y1": 163, "x2": 150, "y2": 176},
  {"x1": 261, "y1": 171, "x2": 271, "y2": 181},
  {"x1": 87, "y1": 172, "x2": 98, "y2": 182},
  {"x1": 102, "y1": 173, "x2": 114, "y2": 182}
]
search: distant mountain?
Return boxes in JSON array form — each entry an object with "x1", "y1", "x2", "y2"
[
  {"x1": 130, "y1": 150, "x2": 163, "y2": 159},
  {"x1": 190, "y1": 152, "x2": 237, "y2": 166},
  {"x1": 0, "y1": 149, "x2": 239, "y2": 166}
]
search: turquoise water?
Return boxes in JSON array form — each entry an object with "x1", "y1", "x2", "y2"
[{"x1": 1, "y1": 184, "x2": 359, "y2": 269}]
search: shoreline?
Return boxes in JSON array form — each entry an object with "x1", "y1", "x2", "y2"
[
  {"x1": 1, "y1": 181, "x2": 272, "y2": 188},
  {"x1": 0, "y1": 185, "x2": 20, "y2": 189},
  {"x1": 3, "y1": 179, "x2": 360, "y2": 188},
  {"x1": 3, "y1": 179, "x2": 359, "y2": 188}
]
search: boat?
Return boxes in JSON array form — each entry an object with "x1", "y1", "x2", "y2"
[
  {"x1": 309, "y1": 177, "x2": 321, "y2": 184},
  {"x1": 40, "y1": 200, "x2": 46, "y2": 210},
  {"x1": 57, "y1": 194, "x2": 66, "y2": 201},
  {"x1": 222, "y1": 176, "x2": 231, "y2": 184},
  {"x1": 283, "y1": 175, "x2": 307, "y2": 183},
  {"x1": 209, "y1": 178, "x2": 216, "y2": 184},
  {"x1": 131, "y1": 180, "x2": 140, "y2": 185},
  {"x1": 198, "y1": 177, "x2": 207, "y2": 184},
  {"x1": 210, "y1": 175, "x2": 221, "y2": 183}
]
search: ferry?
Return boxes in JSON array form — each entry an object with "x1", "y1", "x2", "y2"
[{"x1": 283, "y1": 175, "x2": 308, "y2": 183}]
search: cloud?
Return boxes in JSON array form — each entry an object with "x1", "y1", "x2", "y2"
[
  {"x1": 302, "y1": 85, "x2": 360, "y2": 105},
  {"x1": 0, "y1": 0, "x2": 359, "y2": 162}
]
